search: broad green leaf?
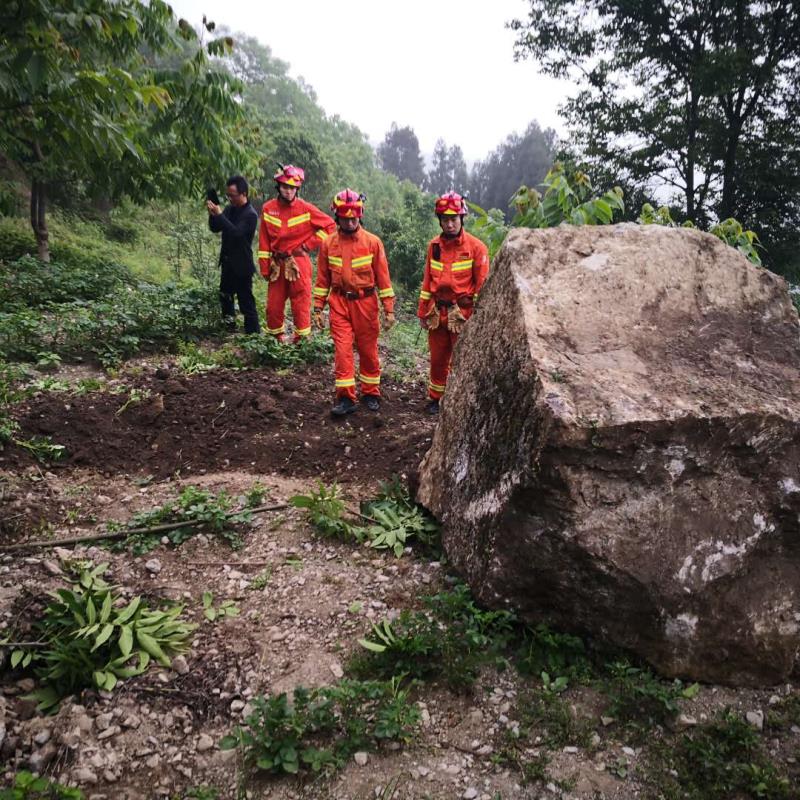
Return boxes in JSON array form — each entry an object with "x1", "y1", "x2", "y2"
[
  {"x1": 358, "y1": 638, "x2": 386, "y2": 653},
  {"x1": 118, "y1": 624, "x2": 133, "y2": 657},
  {"x1": 92, "y1": 623, "x2": 115, "y2": 651}
]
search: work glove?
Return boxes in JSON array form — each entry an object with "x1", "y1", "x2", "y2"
[
  {"x1": 284, "y1": 255, "x2": 300, "y2": 282},
  {"x1": 383, "y1": 311, "x2": 396, "y2": 331},
  {"x1": 268, "y1": 261, "x2": 281, "y2": 282},
  {"x1": 313, "y1": 309, "x2": 325, "y2": 330},
  {"x1": 446, "y1": 304, "x2": 468, "y2": 335},
  {"x1": 426, "y1": 303, "x2": 440, "y2": 331}
]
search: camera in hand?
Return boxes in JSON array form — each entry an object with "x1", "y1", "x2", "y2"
[{"x1": 206, "y1": 187, "x2": 220, "y2": 205}]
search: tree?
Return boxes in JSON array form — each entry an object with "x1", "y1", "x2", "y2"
[
  {"x1": 377, "y1": 123, "x2": 426, "y2": 187},
  {"x1": 0, "y1": 0, "x2": 250, "y2": 261},
  {"x1": 468, "y1": 121, "x2": 556, "y2": 216},
  {"x1": 425, "y1": 140, "x2": 469, "y2": 196},
  {"x1": 510, "y1": 1, "x2": 800, "y2": 272}
]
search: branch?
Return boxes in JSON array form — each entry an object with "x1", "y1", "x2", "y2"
[{"x1": 0, "y1": 503, "x2": 289, "y2": 552}]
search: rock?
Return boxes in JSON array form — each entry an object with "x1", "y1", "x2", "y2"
[
  {"x1": 354, "y1": 751, "x2": 368, "y2": 766},
  {"x1": 417, "y1": 224, "x2": 800, "y2": 687},
  {"x1": 33, "y1": 729, "x2": 52, "y2": 745},
  {"x1": 171, "y1": 655, "x2": 190, "y2": 675},
  {"x1": 329, "y1": 661, "x2": 344, "y2": 679},
  {"x1": 230, "y1": 699, "x2": 245, "y2": 713},
  {"x1": 74, "y1": 768, "x2": 98, "y2": 785},
  {"x1": 16, "y1": 678, "x2": 35, "y2": 692},
  {"x1": 42, "y1": 560, "x2": 62, "y2": 576},
  {"x1": 144, "y1": 559, "x2": 162, "y2": 574},
  {"x1": 97, "y1": 725, "x2": 120, "y2": 741},
  {"x1": 95, "y1": 712, "x2": 113, "y2": 731},
  {"x1": 463, "y1": 789, "x2": 479, "y2": 800},
  {"x1": 677, "y1": 714, "x2": 698, "y2": 728},
  {"x1": 196, "y1": 734, "x2": 214, "y2": 752},
  {"x1": 28, "y1": 743, "x2": 57, "y2": 772},
  {"x1": 746, "y1": 710, "x2": 765, "y2": 731}
]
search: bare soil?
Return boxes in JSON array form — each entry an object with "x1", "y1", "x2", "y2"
[{"x1": 0, "y1": 359, "x2": 797, "y2": 800}]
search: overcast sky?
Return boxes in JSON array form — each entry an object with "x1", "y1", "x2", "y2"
[{"x1": 167, "y1": 0, "x2": 571, "y2": 163}]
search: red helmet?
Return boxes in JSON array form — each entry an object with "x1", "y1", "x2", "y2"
[
  {"x1": 435, "y1": 191, "x2": 467, "y2": 216},
  {"x1": 273, "y1": 164, "x2": 305, "y2": 187},
  {"x1": 331, "y1": 188, "x2": 365, "y2": 219}
]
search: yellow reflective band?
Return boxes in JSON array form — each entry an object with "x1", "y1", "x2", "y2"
[
  {"x1": 359, "y1": 374, "x2": 381, "y2": 385},
  {"x1": 295, "y1": 326, "x2": 311, "y2": 337},
  {"x1": 473, "y1": 293, "x2": 479, "y2": 301},
  {"x1": 335, "y1": 378, "x2": 356, "y2": 387},
  {"x1": 430, "y1": 259, "x2": 443, "y2": 271},
  {"x1": 267, "y1": 325, "x2": 285, "y2": 334},
  {"x1": 328, "y1": 256, "x2": 343, "y2": 267},
  {"x1": 262, "y1": 212, "x2": 281, "y2": 227},
  {"x1": 351, "y1": 254, "x2": 374, "y2": 268},
  {"x1": 313, "y1": 287, "x2": 330, "y2": 297},
  {"x1": 257, "y1": 250, "x2": 271, "y2": 259},
  {"x1": 452, "y1": 259, "x2": 474, "y2": 271},
  {"x1": 287, "y1": 212, "x2": 311, "y2": 227},
  {"x1": 420, "y1": 290, "x2": 432, "y2": 300},
  {"x1": 378, "y1": 287, "x2": 394, "y2": 298},
  {"x1": 429, "y1": 381, "x2": 446, "y2": 392},
  {"x1": 316, "y1": 229, "x2": 329, "y2": 240}
]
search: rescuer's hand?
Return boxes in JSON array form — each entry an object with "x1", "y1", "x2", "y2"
[
  {"x1": 313, "y1": 310, "x2": 325, "y2": 330},
  {"x1": 419, "y1": 317, "x2": 429, "y2": 330},
  {"x1": 383, "y1": 312, "x2": 396, "y2": 331}
]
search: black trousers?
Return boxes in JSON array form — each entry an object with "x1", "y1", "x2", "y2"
[{"x1": 220, "y1": 268, "x2": 260, "y2": 334}]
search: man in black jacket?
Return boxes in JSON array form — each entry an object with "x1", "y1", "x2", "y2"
[{"x1": 207, "y1": 175, "x2": 260, "y2": 334}]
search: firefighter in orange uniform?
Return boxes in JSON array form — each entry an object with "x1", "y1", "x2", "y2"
[
  {"x1": 257, "y1": 165, "x2": 335, "y2": 342},
  {"x1": 417, "y1": 191, "x2": 490, "y2": 414},
  {"x1": 313, "y1": 189, "x2": 396, "y2": 416}
]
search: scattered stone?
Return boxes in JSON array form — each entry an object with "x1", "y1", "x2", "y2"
[
  {"x1": 354, "y1": 751, "x2": 368, "y2": 766},
  {"x1": 677, "y1": 714, "x2": 698, "y2": 728},
  {"x1": 563, "y1": 746, "x2": 579, "y2": 754},
  {"x1": 230, "y1": 699, "x2": 245, "y2": 713},
  {"x1": 28, "y1": 743, "x2": 57, "y2": 772},
  {"x1": 144, "y1": 559, "x2": 162, "y2": 574},
  {"x1": 600, "y1": 716, "x2": 615, "y2": 727},
  {"x1": 95, "y1": 713, "x2": 113, "y2": 732},
  {"x1": 746, "y1": 710, "x2": 764, "y2": 731},
  {"x1": 42, "y1": 560, "x2": 63, "y2": 576},
  {"x1": 329, "y1": 661, "x2": 344, "y2": 679},
  {"x1": 622, "y1": 746, "x2": 636, "y2": 757},
  {"x1": 74, "y1": 768, "x2": 98, "y2": 785},
  {"x1": 768, "y1": 694, "x2": 782, "y2": 705},
  {"x1": 197, "y1": 734, "x2": 214, "y2": 752},
  {"x1": 15, "y1": 678, "x2": 35, "y2": 692},
  {"x1": 97, "y1": 725, "x2": 120, "y2": 741},
  {"x1": 33, "y1": 729, "x2": 52, "y2": 745},
  {"x1": 121, "y1": 715, "x2": 141, "y2": 729},
  {"x1": 463, "y1": 789, "x2": 479, "y2": 800},
  {"x1": 145, "y1": 754, "x2": 160, "y2": 769},
  {"x1": 171, "y1": 655, "x2": 190, "y2": 675}
]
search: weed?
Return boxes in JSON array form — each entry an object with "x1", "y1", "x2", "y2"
[
  {"x1": 177, "y1": 342, "x2": 219, "y2": 375},
  {"x1": 515, "y1": 623, "x2": 593, "y2": 686},
  {"x1": 220, "y1": 678, "x2": 419, "y2": 776},
  {"x1": 645, "y1": 710, "x2": 792, "y2": 800},
  {"x1": 352, "y1": 583, "x2": 514, "y2": 691},
  {"x1": 110, "y1": 485, "x2": 255, "y2": 553},
  {"x1": 0, "y1": 771, "x2": 84, "y2": 799},
  {"x1": 247, "y1": 568, "x2": 272, "y2": 591},
  {"x1": 6, "y1": 563, "x2": 195, "y2": 710},
  {"x1": 290, "y1": 482, "x2": 355, "y2": 541},
  {"x1": 114, "y1": 387, "x2": 152, "y2": 415},
  {"x1": 766, "y1": 693, "x2": 800, "y2": 732},
  {"x1": 11, "y1": 435, "x2": 66, "y2": 463},
  {"x1": 602, "y1": 660, "x2": 699, "y2": 731},
  {"x1": 516, "y1": 689, "x2": 594, "y2": 749},
  {"x1": 491, "y1": 737, "x2": 552, "y2": 787},
  {"x1": 201, "y1": 592, "x2": 240, "y2": 622}
]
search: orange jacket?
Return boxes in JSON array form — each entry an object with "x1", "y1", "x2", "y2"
[
  {"x1": 257, "y1": 197, "x2": 335, "y2": 277},
  {"x1": 416, "y1": 229, "x2": 490, "y2": 317},
  {"x1": 314, "y1": 227, "x2": 395, "y2": 313}
]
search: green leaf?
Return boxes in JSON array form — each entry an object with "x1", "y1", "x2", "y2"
[
  {"x1": 92, "y1": 623, "x2": 115, "y2": 651},
  {"x1": 27, "y1": 53, "x2": 47, "y2": 92},
  {"x1": 100, "y1": 591, "x2": 113, "y2": 623},
  {"x1": 358, "y1": 638, "x2": 387, "y2": 653},
  {"x1": 10, "y1": 649, "x2": 25, "y2": 668},
  {"x1": 118, "y1": 624, "x2": 133, "y2": 657},
  {"x1": 136, "y1": 630, "x2": 170, "y2": 666},
  {"x1": 116, "y1": 596, "x2": 141, "y2": 623},
  {"x1": 219, "y1": 735, "x2": 240, "y2": 751}
]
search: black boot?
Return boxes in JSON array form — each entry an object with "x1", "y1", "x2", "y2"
[
  {"x1": 425, "y1": 398, "x2": 440, "y2": 415},
  {"x1": 361, "y1": 395, "x2": 380, "y2": 412},
  {"x1": 331, "y1": 397, "x2": 357, "y2": 417}
]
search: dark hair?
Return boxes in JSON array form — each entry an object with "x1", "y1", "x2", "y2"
[{"x1": 226, "y1": 175, "x2": 249, "y2": 196}]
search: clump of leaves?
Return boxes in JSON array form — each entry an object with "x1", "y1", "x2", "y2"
[
  {"x1": 515, "y1": 623, "x2": 593, "y2": 687},
  {"x1": 220, "y1": 678, "x2": 419, "y2": 776},
  {"x1": 291, "y1": 479, "x2": 440, "y2": 556},
  {"x1": 646, "y1": 710, "x2": 792, "y2": 800},
  {"x1": 289, "y1": 482, "x2": 355, "y2": 540},
  {"x1": 111, "y1": 484, "x2": 258, "y2": 554},
  {"x1": 766, "y1": 692, "x2": 800, "y2": 732},
  {"x1": 602, "y1": 660, "x2": 699, "y2": 731},
  {"x1": 352, "y1": 583, "x2": 515, "y2": 691},
  {"x1": 201, "y1": 592, "x2": 240, "y2": 622},
  {"x1": 516, "y1": 688, "x2": 594, "y2": 749},
  {"x1": 361, "y1": 479, "x2": 440, "y2": 557},
  {"x1": 7, "y1": 563, "x2": 196, "y2": 710},
  {"x1": 0, "y1": 771, "x2": 84, "y2": 799}
]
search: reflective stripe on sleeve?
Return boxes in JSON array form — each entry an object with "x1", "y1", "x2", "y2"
[
  {"x1": 257, "y1": 250, "x2": 271, "y2": 259},
  {"x1": 262, "y1": 212, "x2": 281, "y2": 227},
  {"x1": 287, "y1": 212, "x2": 311, "y2": 227},
  {"x1": 378, "y1": 287, "x2": 394, "y2": 298},
  {"x1": 316, "y1": 229, "x2": 329, "y2": 240},
  {"x1": 430, "y1": 259, "x2": 444, "y2": 272},
  {"x1": 420, "y1": 290, "x2": 432, "y2": 300},
  {"x1": 313, "y1": 287, "x2": 330, "y2": 298}
]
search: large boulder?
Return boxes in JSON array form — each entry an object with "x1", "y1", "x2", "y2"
[{"x1": 417, "y1": 223, "x2": 800, "y2": 686}]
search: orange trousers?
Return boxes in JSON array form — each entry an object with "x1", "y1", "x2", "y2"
[
  {"x1": 266, "y1": 255, "x2": 312, "y2": 342},
  {"x1": 428, "y1": 322, "x2": 459, "y2": 400},
  {"x1": 328, "y1": 292, "x2": 381, "y2": 400}
]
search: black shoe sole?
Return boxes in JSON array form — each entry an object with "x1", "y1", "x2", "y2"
[{"x1": 331, "y1": 405, "x2": 358, "y2": 417}]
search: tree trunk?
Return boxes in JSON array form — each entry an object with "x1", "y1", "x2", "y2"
[
  {"x1": 30, "y1": 178, "x2": 50, "y2": 262},
  {"x1": 719, "y1": 122, "x2": 742, "y2": 221}
]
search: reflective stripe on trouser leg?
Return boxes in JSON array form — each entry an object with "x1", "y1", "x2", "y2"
[
  {"x1": 352, "y1": 294, "x2": 381, "y2": 397},
  {"x1": 428, "y1": 326, "x2": 458, "y2": 399},
  {"x1": 266, "y1": 276, "x2": 288, "y2": 339},
  {"x1": 288, "y1": 255, "x2": 313, "y2": 343},
  {"x1": 328, "y1": 292, "x2": 357, "y2": 400}
]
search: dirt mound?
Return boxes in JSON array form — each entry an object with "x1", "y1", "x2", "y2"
[{"x1": 4, "y1": 366, "x2": 435, "y2": 483}]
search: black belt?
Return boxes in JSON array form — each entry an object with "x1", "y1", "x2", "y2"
[{"x1": 333, "y1": 286, "x2": 375, "y2": 300}]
